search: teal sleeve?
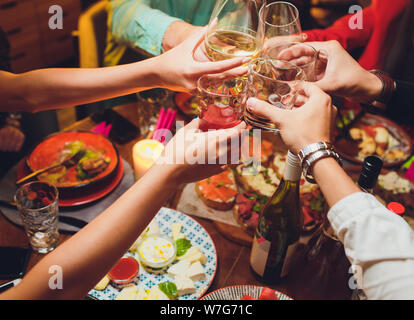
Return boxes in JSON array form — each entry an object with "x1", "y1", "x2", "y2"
[{"x1": 109, "y1": 0, "x2": 183, "y2": 56}]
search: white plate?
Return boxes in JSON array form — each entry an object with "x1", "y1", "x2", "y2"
[
  {"x1": 88, "y1": 207, "x2": 218, "y2": 300},
  {"x1": 201, "y1": 285, "x2": 292, "y2": 300}
]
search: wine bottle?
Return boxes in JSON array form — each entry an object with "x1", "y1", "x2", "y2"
[
  {"x1": 358, "y1": 155, "x2": 383, "y2": 194},
  {"x1": 250, "y1": 151, "x2": 303, "y2": 283}
]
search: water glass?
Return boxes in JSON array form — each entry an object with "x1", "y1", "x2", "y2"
[
  {"x1": 264, "y1": 42, "x2": 318, "y2": 81},
  {"x1": 197, "y1": 74, "x2": 248, "y2": 131},
  {"x1": 137, "y1": 89, "x2": 171, "y2": 137},
  {"x1": 245, "y1": 58, "x2": 306, "y2": 132},
  {"x1": 15, "y1": 182, "x2": 59, "y2": 254}
]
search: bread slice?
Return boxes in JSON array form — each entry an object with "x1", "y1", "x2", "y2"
[
  {"x1": 195, "y1": 170, "x2": 238, "y2": 211},
  {"x1": 235, "y1": 164, "x2": 280, "y2": 198}
]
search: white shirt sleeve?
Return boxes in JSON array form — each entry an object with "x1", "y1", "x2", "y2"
[{"x1": 328, "y1": 192, "x2": 414, "y2": 300}]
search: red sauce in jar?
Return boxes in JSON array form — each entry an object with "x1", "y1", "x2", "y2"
[{"x1": 108, "y1": 257, "x2": 139, "y2": 285}]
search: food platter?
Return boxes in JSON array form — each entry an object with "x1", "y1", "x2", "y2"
[
  {"x1": 335, "y1": 113, "x2": 413, "y2": 168},
  {"x1": 201, "y1": 285, "x2": 292, "y2": 300},
  {"x1": 88, "y1": 208, "x2": 218, "y2": 300},
  {"x1": 27, "y1": 131, "x2": 119, "y2": 189}
]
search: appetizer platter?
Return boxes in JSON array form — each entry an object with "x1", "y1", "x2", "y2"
[
  {"x1": 88, "y1": 208, "x2": 217, "y2": 300},
  {"x1": 27, "y1": 131, "x2": 119, "y2": 189},
  {"x1": 335, "y1": 113, "x2": 413, "y2": 167},
  {"x1": 177, "y1": 135, "x2": 327, "y2": 245},
  {"x1": 201, "y1": 285, "x2": 292, "y2": 300}
]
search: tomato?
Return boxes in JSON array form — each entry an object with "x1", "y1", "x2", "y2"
[
  {"x1": 241, "y1": 295, "x2": 257, "y2": 300},
  {"x1": 259, "y1": 287, "x2": 279, "y2": 300}
]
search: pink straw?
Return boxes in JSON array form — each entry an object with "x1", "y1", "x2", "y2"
[
  {"x1": 154, "y1": 108, "x2": 165, "y2": 133},
  {"x1": 155, "y1": 108, "x2": 171, "y2": 141},
  {"x1": 160, "y1": 110, "x2": 177, "y2": 144}
]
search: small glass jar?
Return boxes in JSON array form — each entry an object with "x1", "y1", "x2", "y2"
[
  {"x1": 137, "y1": 234, "x2": 177, "y2": 274},
  {"x1": 108, "y1": 256, "x2": 140, "y2": 286}
]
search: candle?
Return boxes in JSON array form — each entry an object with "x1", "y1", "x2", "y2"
[{"x1": 132, "y1": 139, "x2": 165, "y2": 180}]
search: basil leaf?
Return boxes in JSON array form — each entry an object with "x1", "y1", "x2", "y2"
[
  {"x1": 158, "y1": 281, "x2": 178, "y2": 300},
  {"x1": 176, "y1": 238, "x2": 192, "y2": 257}
]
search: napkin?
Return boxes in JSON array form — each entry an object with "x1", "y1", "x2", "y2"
[{"x1": 0, "y1": 159, "x2": 135, "y2": 233}]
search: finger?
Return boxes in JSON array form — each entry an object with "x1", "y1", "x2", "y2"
[
  {"x1": 295, "y1": 81, "x2": 326, "y2": 101},
  {"x1": 246, "y1": 98, "x2": 288, "y2": 127},
  {"x1": 199, "y1": 57, "x2": 250, "y2": 74},
  {"x1": 186, "y1": 26, "x2": 209, "y2": 53},
  {"x1": 221, "y1": 66, "x2": 249, "y2": 78}
]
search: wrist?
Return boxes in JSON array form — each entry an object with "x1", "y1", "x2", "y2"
[{"x1": 363, "y1": 71, "x2": 384, "y2": 103}]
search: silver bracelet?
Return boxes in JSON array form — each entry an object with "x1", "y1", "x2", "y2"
[
  {"x1": 298, "y1": 142, "x2": 333, "y2": 164},
  {"x1": 303, "y1": 149, "x2": 342, "y2": 184}
]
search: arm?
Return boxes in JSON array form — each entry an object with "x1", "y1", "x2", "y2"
[
  {"x1": 0, "y1": 28, "x2": 248, "y2": 113},
  {"x1": 0, "y1": 120, "x2": 246, "y2": 300},
  {"x1": 247, "y1": 83, "x2": 414, "y2": 300},
  {"x1": 108, "y1": 0, "x2": 198, "y2": 56},
  {"x1": 304, "y1": 5, "x2": 374, "y2": 51}
]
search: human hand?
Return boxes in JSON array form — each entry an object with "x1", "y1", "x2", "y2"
[
  {"x1": 246, "y1": 82, "x2": 337, "y2": 154},
  {"x1": 155, "y1": 118, "x2": 247, "y2": 185},
  {"x1": 0, "y1": 122, "x2": 25, "y2": 152},
  {"x1": 293, "y1": 41, "x2": 383, "y2": 103},
  {"x1": 155, "y1": 27, "x2": 249, "y2": 93}
]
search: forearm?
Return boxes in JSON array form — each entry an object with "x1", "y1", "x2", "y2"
[
  {"x1": 162, "y1": 21, "x2": 200, "y2": 51},
  {"x1": 1, "y1": 164, "x2": 178, "y2": 300},
  {"x1": 0, "y1": 58, "x2": 162, "y2": 113},
  {"x1": 312, "y1": 157, "x2": 361, "y2": 208}
]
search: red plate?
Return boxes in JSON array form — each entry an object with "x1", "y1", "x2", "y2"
[
  {"x1": 27, "y1": 131, "x2": 119, "y2": 189},
  {"x1": 17, "y1": 158, "x2": 124, "y2": 207}
]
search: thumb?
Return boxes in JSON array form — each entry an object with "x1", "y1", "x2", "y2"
[{"x1": 246, "y1": 98, "x2": 287, "y2": 127}]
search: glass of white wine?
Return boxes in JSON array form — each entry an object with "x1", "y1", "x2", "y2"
[
  {"x1": 205, "y1": 0, "x2": 263, "y2": 61},
  {"x1": 258, "y1": 1, "x2": 303, "y2": 51}
]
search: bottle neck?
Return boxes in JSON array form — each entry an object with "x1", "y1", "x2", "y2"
[{"x1": 283, "y1": 151, "x2": 302, "y2": 182}]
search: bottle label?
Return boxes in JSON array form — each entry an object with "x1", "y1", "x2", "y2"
[{"x1": 250, "y1": 234, "x2": 271, "y2": 277}]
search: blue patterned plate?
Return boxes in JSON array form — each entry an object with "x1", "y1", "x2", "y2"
[
  {"x1": 201, "y1": 285, "x2": 293, "y2": 300},
  {"x1": 88, "y1": 207, "x2": 217, "y2": 300}
]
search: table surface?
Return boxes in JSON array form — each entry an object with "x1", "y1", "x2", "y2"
[{"x1": 0, "y1": 103, "x2": 352, "y2": 300}]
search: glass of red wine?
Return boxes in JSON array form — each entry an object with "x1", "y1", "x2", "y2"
[{"x1": 197, "y1": 74, "x2": 248, "y2": 131}]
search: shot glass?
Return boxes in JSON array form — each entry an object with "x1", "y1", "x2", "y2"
[{"x1": 15, "y1": 182, "x2": 59, "y2": 254}]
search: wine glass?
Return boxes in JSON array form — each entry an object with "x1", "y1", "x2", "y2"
[
  {"x1": 264, "y1": 42, "x2": 318, "y2": 81},
  {"x1": 245, "y1": 58, "x2": 306, "y2": 132},
  {"x1": 204, "y1": 0, "x2": 263, "y2": 61},
  {"x1": 258, "y1": 1, "x2": 302, "y2": 52},
  {"x1": 197, "y1": 74, "x2": 248, "y2": 131}
]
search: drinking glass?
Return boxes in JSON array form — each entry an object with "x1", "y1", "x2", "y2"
[
  {"x1": 264, "y1": 42, "x2": 318, "y2": 81},
  {"x1": 15, "y1": 182, "x2": 59, "y2": 254},
  {"x1": 205, "y1": 0, "x2": 263, "y2": 61},
  {"x1": 137, "y1": 89, "x2": 171, "y2": 137},
  {"x1": 197, "y1": 74, "x2": 248, "y2": 131},
  {"x1": 258, "y1": 1, "x2": 302, "y2": 51},
  {"x1": 245, "y1": 58, "x2": 306, "y2": 132}
]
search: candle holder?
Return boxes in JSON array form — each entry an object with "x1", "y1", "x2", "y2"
[{"x1": 132, "y1": 139, "x2": 165, "y2": 181}]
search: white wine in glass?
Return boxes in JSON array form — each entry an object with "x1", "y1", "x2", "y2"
[{"x1": 205, "y1": 0, "x2": 263, "y2": 61}]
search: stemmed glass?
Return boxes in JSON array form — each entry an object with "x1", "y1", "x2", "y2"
[
  {"x1": 258, "y1": 1, "x2": 303, "y2": 51},
  {"x1": 204, "y1": 0, "x2": 263, "y2": 61},
  {"x1": 245, "y1": 58, "x2": 306, "y2": 132}
]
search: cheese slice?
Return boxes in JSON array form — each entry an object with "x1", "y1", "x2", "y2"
[
  {"x1": 171, "y1": 223, "x2": 182, "y2": 241},
  {"x1": 178, "y1": 246, "x2": 207, "y2": 265},
  {"x1": 168, "y1": 260, "x2": 190, "y2": 278},
  {"x1": 136, "y1": 287, "x2": 147, "y2": 300},
  {"x1": 147, "y1": 286, "x2": 170, "y2": 300},
  {"x1": 187, "y1": 261, "x2": 206, "y2": 281},
  {"x1": 175, "y1": 275, "x2": 196, "y2": 296},
  {"x1": 116, "y1": 286, "x2": 139, "y2": 300},
  {"x1": 93, "y1": 275, "x2": 110, "y2": 291}
]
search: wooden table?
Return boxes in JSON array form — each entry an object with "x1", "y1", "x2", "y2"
[{"x1": 0, "y1": 103, "x2": 351, "y2": 300}]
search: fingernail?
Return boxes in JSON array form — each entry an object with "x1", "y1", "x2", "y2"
[{"x1": 247, "y1": 98, "x2": 259, "y2": 111}]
